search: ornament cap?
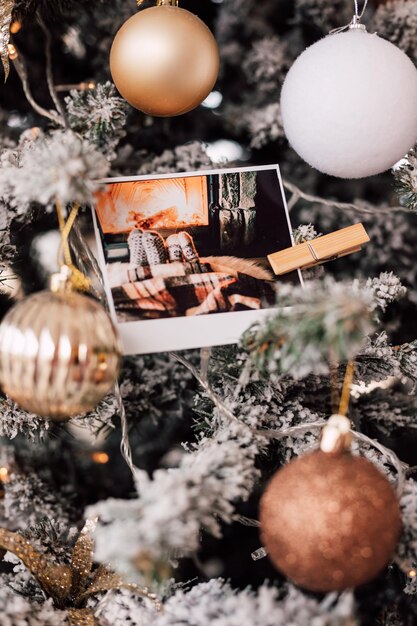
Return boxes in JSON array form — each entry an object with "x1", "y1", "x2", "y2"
[
  {"x1": 348, "y1": 16, "x2": 367, "y2": 31},
  {"x1": 50, "y1": 266, "x2": 74, "y2": 294},
  {"x1": 156, "y1": 0, "x2": 179, "y2": 6},
  {"x1": 320, "y1": 414, "x2": 352, "y2": 455}
]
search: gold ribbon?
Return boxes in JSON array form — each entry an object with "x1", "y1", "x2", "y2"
[
  {"x1": 68, "y1": 609, "x2": 96, "y2": 626},
  {"x1": 338, "y1": 359, "x2": 355, "y2": 417},
  {"x1": 0, "y1": 520, "x2": 162, "y2": 626},
  {"x1": 55, "y1": 198, "x2": 91, "y2": 292},
  {"x1": 0, "y1": 0, "x2": 14, "y2": 80}
]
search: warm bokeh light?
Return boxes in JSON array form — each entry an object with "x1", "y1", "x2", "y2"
[
  {"x1": 7, "y1": 44, "x2": 18, "y2": 60},
  {"x1": 10, "y1": 21, "x2": 22, "y2": 34},
  {"x1": 91, "y1": 452, "x2": 110, "y2": 464},
  {"x1": 55, "y1": 81, "x2": 96, "y2": 92}
]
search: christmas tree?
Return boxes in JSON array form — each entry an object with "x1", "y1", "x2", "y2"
[{"x1": 1, "y1": 0, "x2": 417, "y2": 624}]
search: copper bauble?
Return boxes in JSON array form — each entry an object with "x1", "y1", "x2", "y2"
[
  {"x1": 0, "y1": 291, "x2": 122, "y2": 420},
  {"x1": 110, "y1": 5, "x2": 220, "y2": 116},
  {"x1": 260, "y1": 450, "x2": 401, "y2": 592}
]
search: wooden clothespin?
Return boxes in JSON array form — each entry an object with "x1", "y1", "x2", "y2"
[{"x1": 267, "y1": 223, "x2": 370, "y2": 276}]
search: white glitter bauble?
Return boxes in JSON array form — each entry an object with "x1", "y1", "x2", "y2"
[{"x1": 280, "y1": 30, "x2": 417, "y2": 179}]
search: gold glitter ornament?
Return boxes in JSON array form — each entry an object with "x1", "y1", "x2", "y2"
[
  {"x1": 0, "y1": 275, "x2": 122, "y2": 420},
  {"x1": 259, "y1": 417, "x2": 402, "y2": 592},
  {"x1": 0, "y1": 520, "x2": 162, "y2": 626},
  {"x1": 110, "y1": 0, "x2": 220, "y2": 116}
]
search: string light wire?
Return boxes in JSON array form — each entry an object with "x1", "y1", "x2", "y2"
[{"x1": 172, "y1": 353, "x2": 406, "y2": 495}]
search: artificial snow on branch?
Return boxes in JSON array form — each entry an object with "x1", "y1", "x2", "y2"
[
  {"x1": 65, "y1": 82, "x2": 129, "y2": 159},
  {"x1": 393, "y1": 146, "x2": 417, "y2": 211},
  {"x1": 356, "y1": 332, "x2": 417, "y2": 387},
  {"x1": 355, "y1": 387, "x2": 417, "y2": 436},
  {"x1": 397, "y1": 478, "x2": 417, "y2": 574},
  {"x1": 0, "y1": 129, "x2": 109, "y2": 212},
  {"x1": 138, "y1": 142, "x2": 213, "y2": 176},
  {"x1": 0, "y1": 574, "x2": 356, "y2": 626},
  {"x1": 247, "y1": 103, "x2": 284, "y2": 149},
  {"x1": 87, "y1": 422, "x2": 263, "y2": 577},
  {"x1": 0, "y1": 396, "x2": 51, "y2": 440},
  {"x1": 363, "y1": 271, "x2": 407, "y2": 313},
  {"x1": 142, "y1": 579, "x2": 355, "y2": 626},
  {"x1": 292, "y1": 223, "x2": 321, "y2": 244},
  {"x1": 241, "y1": 277, "x2": 376, "y2": 379},
  {"x1": 373, "y1": 0, "x2": 417, "y2": 66},
  {"x1": 242, "y1": 37, "x2": 288, "y2": 94},
  {"x1": 294, "y1": 0, "x2": 352, "y2": 33}
]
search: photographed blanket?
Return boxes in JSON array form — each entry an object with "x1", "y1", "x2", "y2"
[{"x1": 111, "y1": 261, "x2": 275, "y2": 321}]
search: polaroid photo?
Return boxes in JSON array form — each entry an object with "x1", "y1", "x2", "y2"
[{"x1": 92, "y1": 164, "x2": 302, "y2": 355}]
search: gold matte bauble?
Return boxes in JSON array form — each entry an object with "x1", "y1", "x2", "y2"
[
  {"x1": 259, "y1": 449, "x2": 401, "y2": 592},
  {"x1": 110, "y1": 5, "x2": 220, "y2": 116},
  {"x1": 0, "y1": 291, "x2": 122, "y2": 420}
]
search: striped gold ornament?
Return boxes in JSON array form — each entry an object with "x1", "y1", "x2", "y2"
[{"x1": 0, "y1": 289, "x2": 121, "y2": 420}]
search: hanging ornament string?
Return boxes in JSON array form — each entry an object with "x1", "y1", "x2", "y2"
[
  {"x1": 55, "y1": 198, "x2": 91, "y2": 292},
  {"x1": 330, "y1": 0, "x2": 369, "y2": 34},
  {"x1": 353, "y1": 0, "x2": 369, "y2": 22},
  {"x1": 58, "y1": 203, "x2": 140, "y2": 479},
  {"x1": 57, "y1": 203, "x2": 138, "y2": 477},
  {"x1": 329, "y1": 361, "x2": 340, "y2": 415},
  {"x1": 68, "y1": 222, "x2": 104, "y2": 303},
  {"x1": 338, "y1": 360, "x2": 355, "y2": 416},
  {"x1": 56, "y1": 200, "x2": 79, "y2": 267}
]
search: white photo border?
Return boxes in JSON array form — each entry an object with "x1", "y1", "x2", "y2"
[{"x1": 92, "y1": 164, "x2": 303, "y2": 355}]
